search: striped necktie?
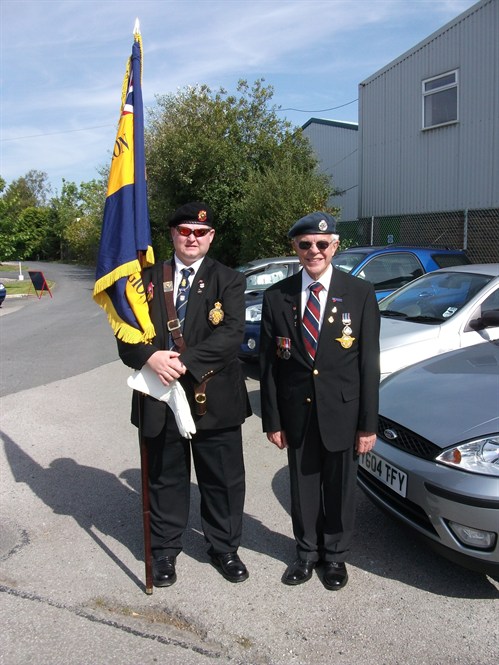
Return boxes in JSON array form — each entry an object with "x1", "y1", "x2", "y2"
[
  {"x1": 175, "y1": 267, "x2": 193, "y2": 333},
  {"x1": 302, "y1": 281, "x2": 323, "y2": 361}
]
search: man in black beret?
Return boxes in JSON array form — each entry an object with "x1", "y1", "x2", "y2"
[
  {"x1": 118, "y1": 201, "x2": 251, "y2": 587},
  {"x1": 259, "y1": 211, "x2": 380, "y2": 590}
]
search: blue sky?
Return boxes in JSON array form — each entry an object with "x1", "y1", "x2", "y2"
[{"x1": 1, "y1": 0, "x2": 477, "y2": 195}]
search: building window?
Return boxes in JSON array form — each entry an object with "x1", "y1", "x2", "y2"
[{"x1": 422, "y1": 70, "x2": 458, "y2": 129}]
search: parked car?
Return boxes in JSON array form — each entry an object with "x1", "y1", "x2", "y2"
[
  {"x1": 358, "y1": 341, "x2": 499, "y2": 575},
  {"x1": 332, "y1": 245, "x2": 470, "y2": 301},
  {"x1": 237, "y1": 257, "x2": 301, "y2": 360},
  {"x1": 379, "y1": 264, "x2": 499, "y2": 380},
  {"x1": 238, "y1": 246, "x2": 470, "y2": 361},
  {"x1": 0, "y1": 282, "x2": 6, "y2": 307}
]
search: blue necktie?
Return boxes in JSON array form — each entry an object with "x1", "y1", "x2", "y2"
[
  {"x1": 175, "y1": 267, "x2": 193, "y2": 334},
  {"x1": 302, "y1": 281, "x2": 323, "y2": 361}
]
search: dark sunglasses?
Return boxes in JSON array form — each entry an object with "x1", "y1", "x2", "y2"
[
  {"x1": 176, "y1": 225, "x2": 212, "y2": 238},
  {"x1": 297, "y1": 240, "x2": 333, "y2": 251}
]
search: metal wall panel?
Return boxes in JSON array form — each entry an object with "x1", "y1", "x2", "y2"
[
  {"x1": 302, "y1": 119, "x2": 359, "y2": 221},
  {"x1": 358, "y1": 0, "x2": 498, "y2": 217}
]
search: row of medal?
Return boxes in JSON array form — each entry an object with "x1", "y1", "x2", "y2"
[{"x1": 276, "y1": 312, "x2": 355, "y2": 357}]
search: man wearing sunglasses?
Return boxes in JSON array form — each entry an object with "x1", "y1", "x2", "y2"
[
  {"x1": 118, "y1": 201, "x2": 251, "y2": 587},
  {"x1": 259, "y1": 211, "x2": 380, "y2": 590}
]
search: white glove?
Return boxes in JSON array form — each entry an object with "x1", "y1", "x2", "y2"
[{"x1": 127, "y1": 366, "x2": 197, "y2": 439}]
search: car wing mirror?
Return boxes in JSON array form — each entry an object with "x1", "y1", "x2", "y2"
[{"x1": 469, "y1": 309, "x2": 499, "y2": 331}]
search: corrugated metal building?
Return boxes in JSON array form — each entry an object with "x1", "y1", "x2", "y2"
[
  {"x1": 301, "y1": 118, "x2": 358, "y2": 222},
  {"x1": 358, "y1": 0, "x2": 498, "y2": 218}
]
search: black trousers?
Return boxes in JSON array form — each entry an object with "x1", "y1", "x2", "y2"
[
  {"x1": 287, "y1": 410, "x2": 358, "y2": 563},
  {"x1": 145, "y1": 418, "x2": 246, "y2": 558}
]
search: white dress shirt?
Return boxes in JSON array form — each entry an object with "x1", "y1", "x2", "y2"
[{"x1": 300, "y1": 264, "x2": 333, "y2": 331}]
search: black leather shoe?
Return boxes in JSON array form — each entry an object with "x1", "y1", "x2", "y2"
[
  {"x1": 210, "y1": 552, "x2": 249, "y2": 583},
  {"x1": 282, "y1": 559, "x2": 316, "y2": 586},
  {"x1": 323, "y1": 561, "x2": 348, "y2": 590},
  {"x1": 153, "y1": 555, "x2": 177, "y2": 587}
]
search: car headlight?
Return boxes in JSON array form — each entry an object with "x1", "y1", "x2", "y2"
[
  {"x1": 246, "y1": 303, "x2": 262, "y2": 323},
  {"x1": 436, "y1": 436, "x2": 499, "y2": 476}
]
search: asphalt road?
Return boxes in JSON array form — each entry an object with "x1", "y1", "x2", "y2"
[{"x1": 1, "y1": 263, "x2": 498, "y2": 665}]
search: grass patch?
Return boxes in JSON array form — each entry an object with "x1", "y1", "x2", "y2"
[
  {"x1": 0, "y1": 263, "x2": 19, "y2": 273},
  {"x1": 0, "y1": 277, "x2": 55, "y2": 296}
]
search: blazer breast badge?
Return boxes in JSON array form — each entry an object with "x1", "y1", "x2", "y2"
[{"x1": 209, "y1": 302, "x2": 224, "y2": 325}]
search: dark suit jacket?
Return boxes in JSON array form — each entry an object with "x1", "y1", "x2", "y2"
[
  {"x1": 259, "y1": 268, "x2": 380, "y2": 452},
  {"x1": 118, "y1": 256, "x2": 252, "y2": 437}
]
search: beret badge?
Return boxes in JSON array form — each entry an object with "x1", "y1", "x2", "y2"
[
  {"x1": 198, "y1": 210, "x2": 207, "y2": 222},
  {"x1": 318, "y1": 219, "x2": 328, "y2": 231}
]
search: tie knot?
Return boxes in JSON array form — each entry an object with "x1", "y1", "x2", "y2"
[
  {"x1": 309, "y1": 282, "x2": 323, "y2": 295},
  {"x1": 181, "y1": 268, "x2": 193, "y2": 280}
]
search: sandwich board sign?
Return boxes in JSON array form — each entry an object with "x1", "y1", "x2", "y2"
[{"x1": 28, "y1": 271, "x2": 53, "y2": 299}]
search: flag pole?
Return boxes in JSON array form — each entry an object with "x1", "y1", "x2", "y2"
[
  {"x1": 133, "y1": 18, "x2": 153, "y2": 596},
  {"x1": 138, "y1": 392, "x2": 153, "y2": 594},
  {"x1": 93, "y1": 18, "x2": 156, "y2": 594}
]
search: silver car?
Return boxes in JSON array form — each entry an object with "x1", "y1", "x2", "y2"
[
  {"x1": 379, "y1": 264, "x2": 499, "y2": 380},
  {"x1": 359, "y1": 341, "x2": 499, "y2": 574}
]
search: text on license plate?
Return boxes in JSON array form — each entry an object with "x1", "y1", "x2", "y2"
[{"x1": 359, "y1": 451, "x2": 408, "y2": 498}]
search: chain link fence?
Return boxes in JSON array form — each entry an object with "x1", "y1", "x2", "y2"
[{"x1": 337, "y1": 208, "x2": 499, "y2": 264}]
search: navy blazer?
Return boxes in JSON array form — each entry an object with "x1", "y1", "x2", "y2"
[
  {"x1": 118, "y1": 256, "x2": 252, "y2": 437},
  {"x1": 259, "y1": 268, "x2": 380, "y2": 452}
]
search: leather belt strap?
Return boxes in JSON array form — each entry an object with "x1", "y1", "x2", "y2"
[
  {"x1": 194, "y1": 384, "x2": 208, "y2": 416},
  {"x1": 163, "y1": 262, "x2": 186, "y2": 353}
]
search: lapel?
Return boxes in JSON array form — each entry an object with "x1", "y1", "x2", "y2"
[{"x1": 278, "y1": 272, "x2": 310, "y2": 364}]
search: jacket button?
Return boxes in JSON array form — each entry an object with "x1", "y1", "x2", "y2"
[
  {"x1": 306, "y1": 397, "x2": 312, "y2": 403},
  {"x1": 313, "y1": 369, "x2": 319, "y2": 376}
]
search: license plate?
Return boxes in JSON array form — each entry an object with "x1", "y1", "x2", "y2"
[{"x1": 359, "y1": 451, "x2": 408, "y2": 498}]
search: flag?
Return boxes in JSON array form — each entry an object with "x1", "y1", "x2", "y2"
[{"x1": 93, "y1": 21, "x2": 156, "y2": 344}]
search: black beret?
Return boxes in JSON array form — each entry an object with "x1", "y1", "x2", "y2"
[
  {"x1": 168, "y1": 201, "x2": 214, "y2": 228},
  {"x1": 288, "y1": 211, "x2": 337, "y2": 238}
]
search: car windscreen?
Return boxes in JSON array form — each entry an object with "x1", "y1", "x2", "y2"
[
  {"x1": 332, "y1": 252, "x2": 368, "y2": 273},
  {"x1": 244, "y1": 264, "x2": 291, "y2": 291},
  {"x1": 235, "y1": 263, "x2": 257, "y2": 272},
  {"x1": 379, "y1": 271, "x2": 493, "y2": 323}
]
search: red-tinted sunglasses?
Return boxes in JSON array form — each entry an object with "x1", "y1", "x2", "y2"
[{"x1": 176, "y1": 225, "x2": 212, "y2": 238}]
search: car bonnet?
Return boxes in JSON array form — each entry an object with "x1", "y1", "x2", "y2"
[
  {"x1": 379, "y1": 317, "x2": 439, "y2": 349},
  {"x1": 379, "y1": 342, "x2": 499, "y2": 449}
]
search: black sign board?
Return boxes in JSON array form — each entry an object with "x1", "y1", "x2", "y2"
[{"x1": 28, "y1": 271, "x2": 53, "y2": 299}]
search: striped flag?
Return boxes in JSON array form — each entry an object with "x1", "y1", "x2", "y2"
[{"x1": 93, "y1": 21, "x2": 155, "y2": 343}]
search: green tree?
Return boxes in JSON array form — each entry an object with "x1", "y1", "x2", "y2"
[
  {"x1": 0, "y1": 171, "x2": 54, "y2": 260},
  {"x1": 236, "y1": 157, "x2": 334, "y2": 263},
  {"x1": 2, "y1": 170, "x2": 51, "y2": 217},
  {"x1": 0, "y1": 206, "x2": 56, "y2": 260},
  {"x1": 145, "y1": 79, "x2": 334, "y2": 265},
  {"x1": 63, "y1": 178, "x2": 106, "y2": 264},
  {"x1": 0, "y1": 172, "x2": 106, "y2": 263},
  {"x1": 51, "y1": 179, "x2": 81, "y2": 260}
]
